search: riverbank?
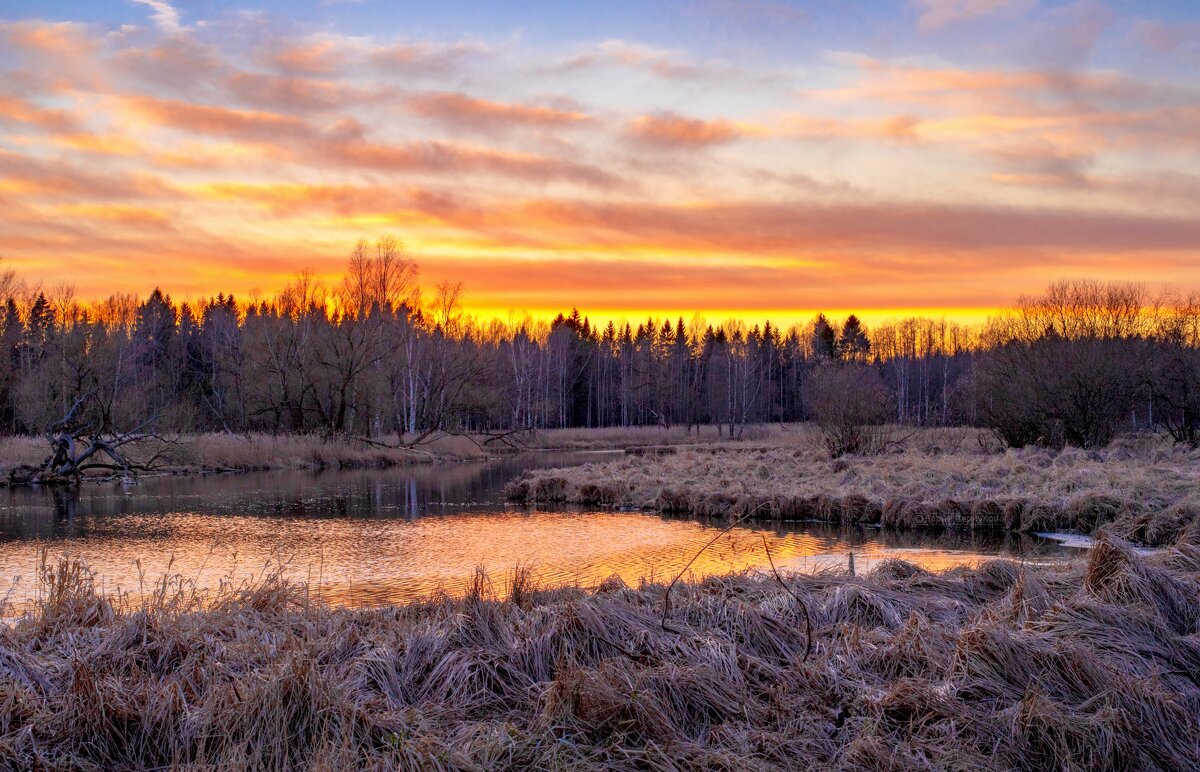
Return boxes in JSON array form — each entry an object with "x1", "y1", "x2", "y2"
[
  {"x1": 0, "y1": 424, "x2": 794, "y2": 486},
  {"x1": 1, "y1": 533, "x2": 1196, "y2": 769},
  {"x1": 0, "y1": 423, "x2": 838, "y2": 487},
  {"x1": 519, "y1": 422, "x2": 822, "y2": 450},
  {"x1": 506, "y1": 437, "x2": 1200, "y2": 545},
  {"x1": 0, "y1": 432, "x2": 491, "y2": 486}
]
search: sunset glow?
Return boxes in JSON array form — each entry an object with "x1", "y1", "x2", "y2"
[{"x1": 1, "y1": 0, "x2": 1197, "y2": 323}]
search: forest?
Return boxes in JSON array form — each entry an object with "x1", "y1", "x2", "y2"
[{"x1": 1, "y1": 237, "x2": 1198, "y2": 452}]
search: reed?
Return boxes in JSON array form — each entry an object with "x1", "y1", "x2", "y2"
[
  {"x1": 518, "y1": 422, "x2": 819, "y2": 449},
  {"x1": 1, "y1": 432, "x2": 488, "y2": 484},
  {"x1": 0, "y1": 436, "x2": 48, "y2": 471},
  {"x1": 507, "y1": 437, "x2": 1200, "y2": 542},
  {"x1": 1, "y1": 532, "x2": 1197, "y2": 769},
  {"x1": 181, "y1": 432, "x2": 487, "y2": 470},
  {"x1": 519, "y1": 422, "x2": 986, "y2": 452}
]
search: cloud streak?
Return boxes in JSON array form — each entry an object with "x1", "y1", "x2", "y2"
[
  {"x1": 408, "y1": 92, "x2": 593, "y2": 130},
  {"x1": 0, "y1": 5, "x2": 1197, "y2": 317},
  {"x1": 913, "y1": 0, "x2": 1032, "y2": 31},
  {"x1": 131, "y1": 0, "x2": 184, "y2": 34},
  {"x1": 626, "y1": 112, "x2": 741, "y2": 147}
]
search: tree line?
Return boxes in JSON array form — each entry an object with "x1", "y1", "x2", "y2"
[{"x1": 1, "y1": 240, "x2": 1197, "y2": 450}]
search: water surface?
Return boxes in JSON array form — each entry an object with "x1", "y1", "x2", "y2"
[{"x1": 0, "y1": 451, "x2": 1077, "y2": 608}]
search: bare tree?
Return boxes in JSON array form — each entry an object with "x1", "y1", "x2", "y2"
[
  {"x1": 971, "y1": 281, "x2": 1152, "y2": 448},
  {"x1": 1150, "y1": 291, "x2": 1200, "y2": 446},
  {"x1": 4, "y1": 248, "x2": 1199, "y2": 460}
]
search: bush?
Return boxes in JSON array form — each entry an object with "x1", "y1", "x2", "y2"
[{"x1": 806, "y1": 363, "x2": 892, "y2": 457}]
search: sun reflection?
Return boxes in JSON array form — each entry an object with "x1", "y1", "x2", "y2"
[{"x1": 0, "y1": 509, "x2": 1072, "y2": 610}]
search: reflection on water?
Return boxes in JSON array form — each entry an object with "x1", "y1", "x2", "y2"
[{"x1": 0, "y1": 451, "x2": 1078, "y2": 608}]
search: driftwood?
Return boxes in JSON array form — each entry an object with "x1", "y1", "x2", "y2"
[
  {"x1": 9, "y1": 394, "x2": 171, "y2": 486},
  {"x1": 350, "y1": 425, "x2": 536, "y2": 454}
]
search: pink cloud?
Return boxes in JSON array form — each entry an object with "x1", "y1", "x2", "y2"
[
  {"x1": 408, "y1": 92, "x2": 593, "y2": 130},
  {"x1": 627, "y1": 112, "x2": 741, "y2": 147}
]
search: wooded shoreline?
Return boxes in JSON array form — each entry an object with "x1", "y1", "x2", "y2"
[
  {"x1": 7, "y1": 426, "x2": 1199, "y2": 548},
  {"x1": 0, "y1": 431, "x2": 495, "y2": 487},
  {"x1": 0, "y1": 423, "x2": 799, "y2": 487}
]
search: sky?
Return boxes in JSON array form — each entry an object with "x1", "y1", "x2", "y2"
[{"x1": 0, "y1": 0, "x2": 1198, "y2": 326}]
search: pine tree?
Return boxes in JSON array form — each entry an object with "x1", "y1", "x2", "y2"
[
  {"x1": 811, "y1": 313, "x2": 837, "y2": 360},
  {"x1": 839, "y1": 314, "x2": 870, "y2": 361}
]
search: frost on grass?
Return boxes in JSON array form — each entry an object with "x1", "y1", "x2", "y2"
[
  {"x1": 0, "y1": 533, "x2": 1198, "y2": 769},
  {"x1": 508, "y1": 438, "x2": 1200, "y2": 543}
]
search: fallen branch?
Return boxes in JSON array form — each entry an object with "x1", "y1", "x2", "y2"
[
  {"x1": 348, "y1": 434, "x2": 438, "y2": 459},
  {"x1": 762, "y1": 534, "x2": 813, "y2": 662},
  {"x1": 661, "y1": 501, "x2": 770, "y2": 626},
  {"x1": 24, "y1": 401, "x2": 173, "y2": 486}
]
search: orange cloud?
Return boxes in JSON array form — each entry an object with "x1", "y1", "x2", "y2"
[
  {"x1": 56, "y1": 203, "x2": 171, "y2": 226},
  {"x1": 809, "y1": 59, "x2": 1200, "y2": 178},
  {"x1": 165, "y1": 176, "x2": 1200, "y2": 260},
  {"x1": 549, "y1": 40, "x2": 731, "y2": 81},
  {"x1": 499, "y1": 197, "x2": 1200, "y2": 257},
  {"x1": 190, "y1": 181, "x2": 468, "y2": 221},
  {"x1": 319, "y1": 140, "x2": 624, "y2": 189},
  {"x1": 266, "y1": 40, "x2": 347, "y2": 75},
  {"x1": 225, "y1": 71, "x2": 389, "y2": 112},
  {"x1": 115, "y1": 94, "x2": 620, "y2": 187},
  {"x1": 408, "y1": 92, "x2": 592, "y2": 129},
  {"x1": 369, "y1": 40, "x2": 492, "y2": 73},
  {"x1": 627, "y1": 112, "x2": 741, "y2": 146},
  {"x1": 769, "y1": 113, "x2": 923, "y2": 142},
  {"x1": 0, "y1": 151, "x2": 175, "y2": 200},
  {"x1": 0, "y1": 94, "x2": 82, "y2": 134},
  {"x1": 0, "y1": 21, "x2": 93, "y2": 55},
  {"x1": 843, "y1": 60, "x2": 1191, "y2": 115},
  {"x1": 113, "y1": 36, "x2": 223, "y2": 86},
  {"x1": 122, "y1": 95, "x2": 316, "y2": 140},
  {"x1": 49, "y1": 132, "x2": 142, "y2": 155}
]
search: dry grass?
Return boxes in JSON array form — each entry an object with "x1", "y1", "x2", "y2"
[
  {"x1": 0, "y1": 432, "x2": 488, "y2": 484},
  {"x1": 1, "y1": 532, "x2": 1197, "y2": 769},
  {"x1": 177, "y1": 432, "x2": 487, "y2": 470},
  {"x1": 519, "y1": 422, "x2": 832, "y2": 450},
  {"x1": 507, "y1": 434, "x2": 1200, "y2": 543},
  {"x1": 0, "y1": 436, "x2": 47, "y2": 471},
  {"x1": 525, "y1": 422, "x2": 990, "y2": 453}
]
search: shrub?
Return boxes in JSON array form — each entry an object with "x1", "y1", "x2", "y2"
[{"x1": 805, "y1": 363, "x2": 892, "y2": 458}]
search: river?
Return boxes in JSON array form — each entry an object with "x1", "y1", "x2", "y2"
[{"x1": 0, "y1": 450, "x2": 1078, "y2": 608}]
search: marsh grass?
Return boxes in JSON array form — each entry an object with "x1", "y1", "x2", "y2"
[
  {"x1": 180, "y1": 432, "x2": 487, "y2": 470},
  {"x1": 519, "y1": 422, "x2": 828, "y2": 450},
  {"x1": 518, "y1": 422, "x2": 986, "y2": 453},
  {"x1": 1, "y1": 532, "x2": 1197, "y2": 769},
  {"x1": 1, "y1": 432, "x2": 488, "y2": 484},
  {"x1": 508, "y1": 436, "x2": 1200, "y2": 543},
  {"x1": 2, "y1": 423, "x2": 985, "y2": 485},
  {"x1": 0, "y1": 436, "x2": 46, "y2": 471}
]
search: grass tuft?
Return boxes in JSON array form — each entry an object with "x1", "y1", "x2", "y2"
[{"x1": 1, "y1": 540, "x2": 1198, "y2": 768}]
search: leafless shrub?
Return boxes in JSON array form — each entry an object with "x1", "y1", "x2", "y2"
[{"x1": 805, "y1": 363, "x2": 893, "y2": 457}]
